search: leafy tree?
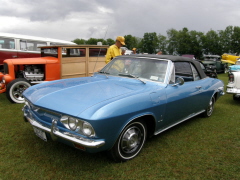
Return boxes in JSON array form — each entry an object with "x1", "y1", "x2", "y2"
[
  {"x1": 203, "y1": 30, "x2": 221, "y2": 55},
  {"x1": 218, "y1": 26, "x2": 234, "y2": 54},
  {"x1": 188, "y1": 30, "x2": 204, "y2": 59},
  {"x1": 73, "y1": 38, "x2": 86, "y2": 45},
  {"x1": 86, "y1": 38, "x2": 99, "y2": 45},
  {"x1": 230, "y1": 26, "x2": 240, "y2": 54},
  {"x1": 142, "y1": 32, "x2": 158, "y2": 54},
  {"x1": 177, "y1": 27, "x2": 192, "y2": 55},
  {"x1": 105, "y1": 38, "x2": 115, "y2": 45},
  {"x1": 72, "y1": 25, "x2": 240, "y2": 57},
  {"x1": 166, "y1": 28, "x2": 179, "y2": 55},
  {"x1": 124, "y1": 35, "x2": 140, "y2": 51},
  {"x1": 157, "y1": 34, "x2": 167, "y2": 54}
]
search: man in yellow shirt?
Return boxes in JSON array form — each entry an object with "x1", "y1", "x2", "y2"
[{"x1": 105, "y1": 36, "x2": 125, "y2": 64}]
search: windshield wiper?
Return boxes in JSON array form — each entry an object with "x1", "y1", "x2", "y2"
[
  {"x1": 98, "y1": 71, "x2": 109, "y2": 78},
  {"x1": 118, "y1": 73, "x2": 146, "y2": 84}
]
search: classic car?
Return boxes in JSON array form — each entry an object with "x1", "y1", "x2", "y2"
[
  {"x1": 23, "y1": 55, "x2": 224, "y2": 162},
  {"x1": 197, "y1": 60, "x2": 218, "y2": 78},
  {"x1": 202, "y1": 55, "x2": 228, "y2": 73},
  {"x1": 226, "y1": 72, "x2": 240, "y2": 100},
  {"x1": 221, "y1": 53, "x2": 240, "y2": 65},
  {"x1": 229, "y1": 60, "x2": 240, "y2": 73}
]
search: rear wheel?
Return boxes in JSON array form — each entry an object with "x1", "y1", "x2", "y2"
[
  {"x1": 6, "y1": 78, "x2": 31, "y2": 103},
  {"x1": 109, "y1": 120, "x2": 147, "y2": 162},
  {"x1": 202, "y1": 96, "x2": 215, "y2": 117}
]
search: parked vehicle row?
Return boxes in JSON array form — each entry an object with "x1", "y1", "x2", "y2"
[{"x1": 202, "y1": 55, "x2": 228, "y2": 74}]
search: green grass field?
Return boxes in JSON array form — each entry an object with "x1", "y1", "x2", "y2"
[{"x1": 0, "y1": 74, "x2": 239, "y2": 180}]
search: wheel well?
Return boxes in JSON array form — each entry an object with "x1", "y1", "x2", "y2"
[
  {"x1": 134, "y1": 115, "x2": 156, "y2": 138},
  {"x1": 214, "y1": 92, "x2": 218, "y2": 102}
]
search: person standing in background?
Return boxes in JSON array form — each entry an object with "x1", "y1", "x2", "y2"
[
  {"x1": 105, "y1": 36, "x2": 126, "y2": 64},
  {"x1": 132, "y1": 48, "x2": 137, "y2": 54}
]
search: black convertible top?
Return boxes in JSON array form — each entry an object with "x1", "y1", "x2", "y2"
[{"x1": 118, "y1": 54, "x2": 207, "y2": 79}]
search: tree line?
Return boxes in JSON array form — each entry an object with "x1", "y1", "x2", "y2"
[{"x1": 73, "y1": 26, "x2": 240, "y2": 59}]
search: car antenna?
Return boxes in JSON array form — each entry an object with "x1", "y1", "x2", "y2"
[{"x1": 92, "y1": 24, "x2": 110, "y2": 75}]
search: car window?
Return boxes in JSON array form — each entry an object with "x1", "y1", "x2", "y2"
[
  {"x1": 0, "y1": 37, "x2": 15, "y2": 49},
  {"x1": 62, "y1": 48, "x2": 85, "y2": 57},
  {"x1": 199, "y1": 62, "x2": 205, "y2": 70},
  {"x1": 191, "y1": 64, "x2": 200, "y2": 81},
  {"x1": 89, "y1": 48, "x2": 107, "y2": 57},
  {"x1": 101, "y1": 57, "x2": 168, "y2": 83},
  {"x1": 174, "y1": 62, "x2": 194, "y2": 82},
  {"x1": 41, "y1": 48, "x2": 58, "y2": 58}
]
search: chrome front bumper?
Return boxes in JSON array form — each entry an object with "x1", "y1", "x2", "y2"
[{"x1": 23, "y1": 109, "x2": 105, "y2": 149}]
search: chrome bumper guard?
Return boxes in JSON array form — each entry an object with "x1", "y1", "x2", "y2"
[
  {"x1": 24, "y1": 113, "x2": 105, "y2": 149},
  {"x1": 218, "y1": 86, "x2": 225, "y2": 95}
]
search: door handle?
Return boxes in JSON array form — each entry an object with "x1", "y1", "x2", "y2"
[
  {"x1": 196, "y1": 86, "x2": 202, "y2": 89},
  {"x1": 12, "y1": 56, "x2": 18, "y2": 58}
]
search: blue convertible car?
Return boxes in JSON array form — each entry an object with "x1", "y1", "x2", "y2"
[{"x1": 23, "y1": 55, "x2": 224, "y2": 162}]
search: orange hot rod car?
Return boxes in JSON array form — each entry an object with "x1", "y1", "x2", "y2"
[{"x1": 0, "y1": 45, "x2": 108, "y2": 103}]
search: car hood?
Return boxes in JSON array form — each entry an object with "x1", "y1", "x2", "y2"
[{"x1": 24, "y1": 76, "x2": 155, "y2": 117}]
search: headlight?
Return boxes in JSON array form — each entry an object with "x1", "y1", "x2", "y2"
[
  {"x1": 68, "y1": 117, "x2": 78, "y2": 131},
  {"x1": 82, "y1": 122, "x2": 95, "y2": 136},
  {"x1": 60, "y1": 115, "x2": 95, "y2": 137}
]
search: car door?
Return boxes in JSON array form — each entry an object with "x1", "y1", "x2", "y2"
[{"x1": 163, "y1": 62, "x2": 207, "y2": 126}]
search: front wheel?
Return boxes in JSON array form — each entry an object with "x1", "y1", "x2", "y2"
[
  {"x1": 6, "y1": 78, "x2": 31, "y2": 103},
  {"x1": 202, "y1": 96, "x2": 215, "y2": 117},
  {"x1": 109, "y1": 120, "x2": 147, "y2": 162}
]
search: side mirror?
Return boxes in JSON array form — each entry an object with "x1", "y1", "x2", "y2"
[{"x1": 172, "y1": 77, "x2": 184, "y2": 86}]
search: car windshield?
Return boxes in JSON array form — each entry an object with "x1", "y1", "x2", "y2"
[
  {"x1": 100, "y1": 57, "x2": 168, "y2": 83},
  {"x1": 41, "y1": 47, "x2": 58, "y2": 58}
]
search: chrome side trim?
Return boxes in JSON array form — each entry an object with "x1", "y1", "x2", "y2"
[
  {"x1": 24, "y1": 115, "x2": 105, "y2": 148},
  {"x1": 154, "y1": 110, "x2": 205, "y2": 135}
]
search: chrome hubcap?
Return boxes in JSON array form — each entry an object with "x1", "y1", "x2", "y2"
[
  {"x1": 12, "y1": 83, "x2": 29, "y2": 101},
  {"x1": 207, "y1": 99, "x2": 213, "y2": 115},
  {"x1": 121, "y1": 126, "x2": 141, "y2": 153}
]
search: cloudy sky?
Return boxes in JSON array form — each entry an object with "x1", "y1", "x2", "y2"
[{"x1": 0, "y1": 0, "x2": 240, "y2": 42}]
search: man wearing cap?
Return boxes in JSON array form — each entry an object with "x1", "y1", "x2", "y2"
[
  {"x1": 132, "y1": 48, "x2": 137, "y2": 54},
  {"x1": 105, "y1": 36, "x2": 125, "y2": 64}
]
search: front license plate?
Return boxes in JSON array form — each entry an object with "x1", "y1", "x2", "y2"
[{"x1": 33, "y1": 127, "x2": 47, "y2": 141}]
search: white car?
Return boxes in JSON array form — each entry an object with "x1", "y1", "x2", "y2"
[
  {"x1": 121, "y1": 47, "x2": 133, "y2": 55},
  {"x1": 226, "y1": 72, "x2": 240, "y2": 100}
]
